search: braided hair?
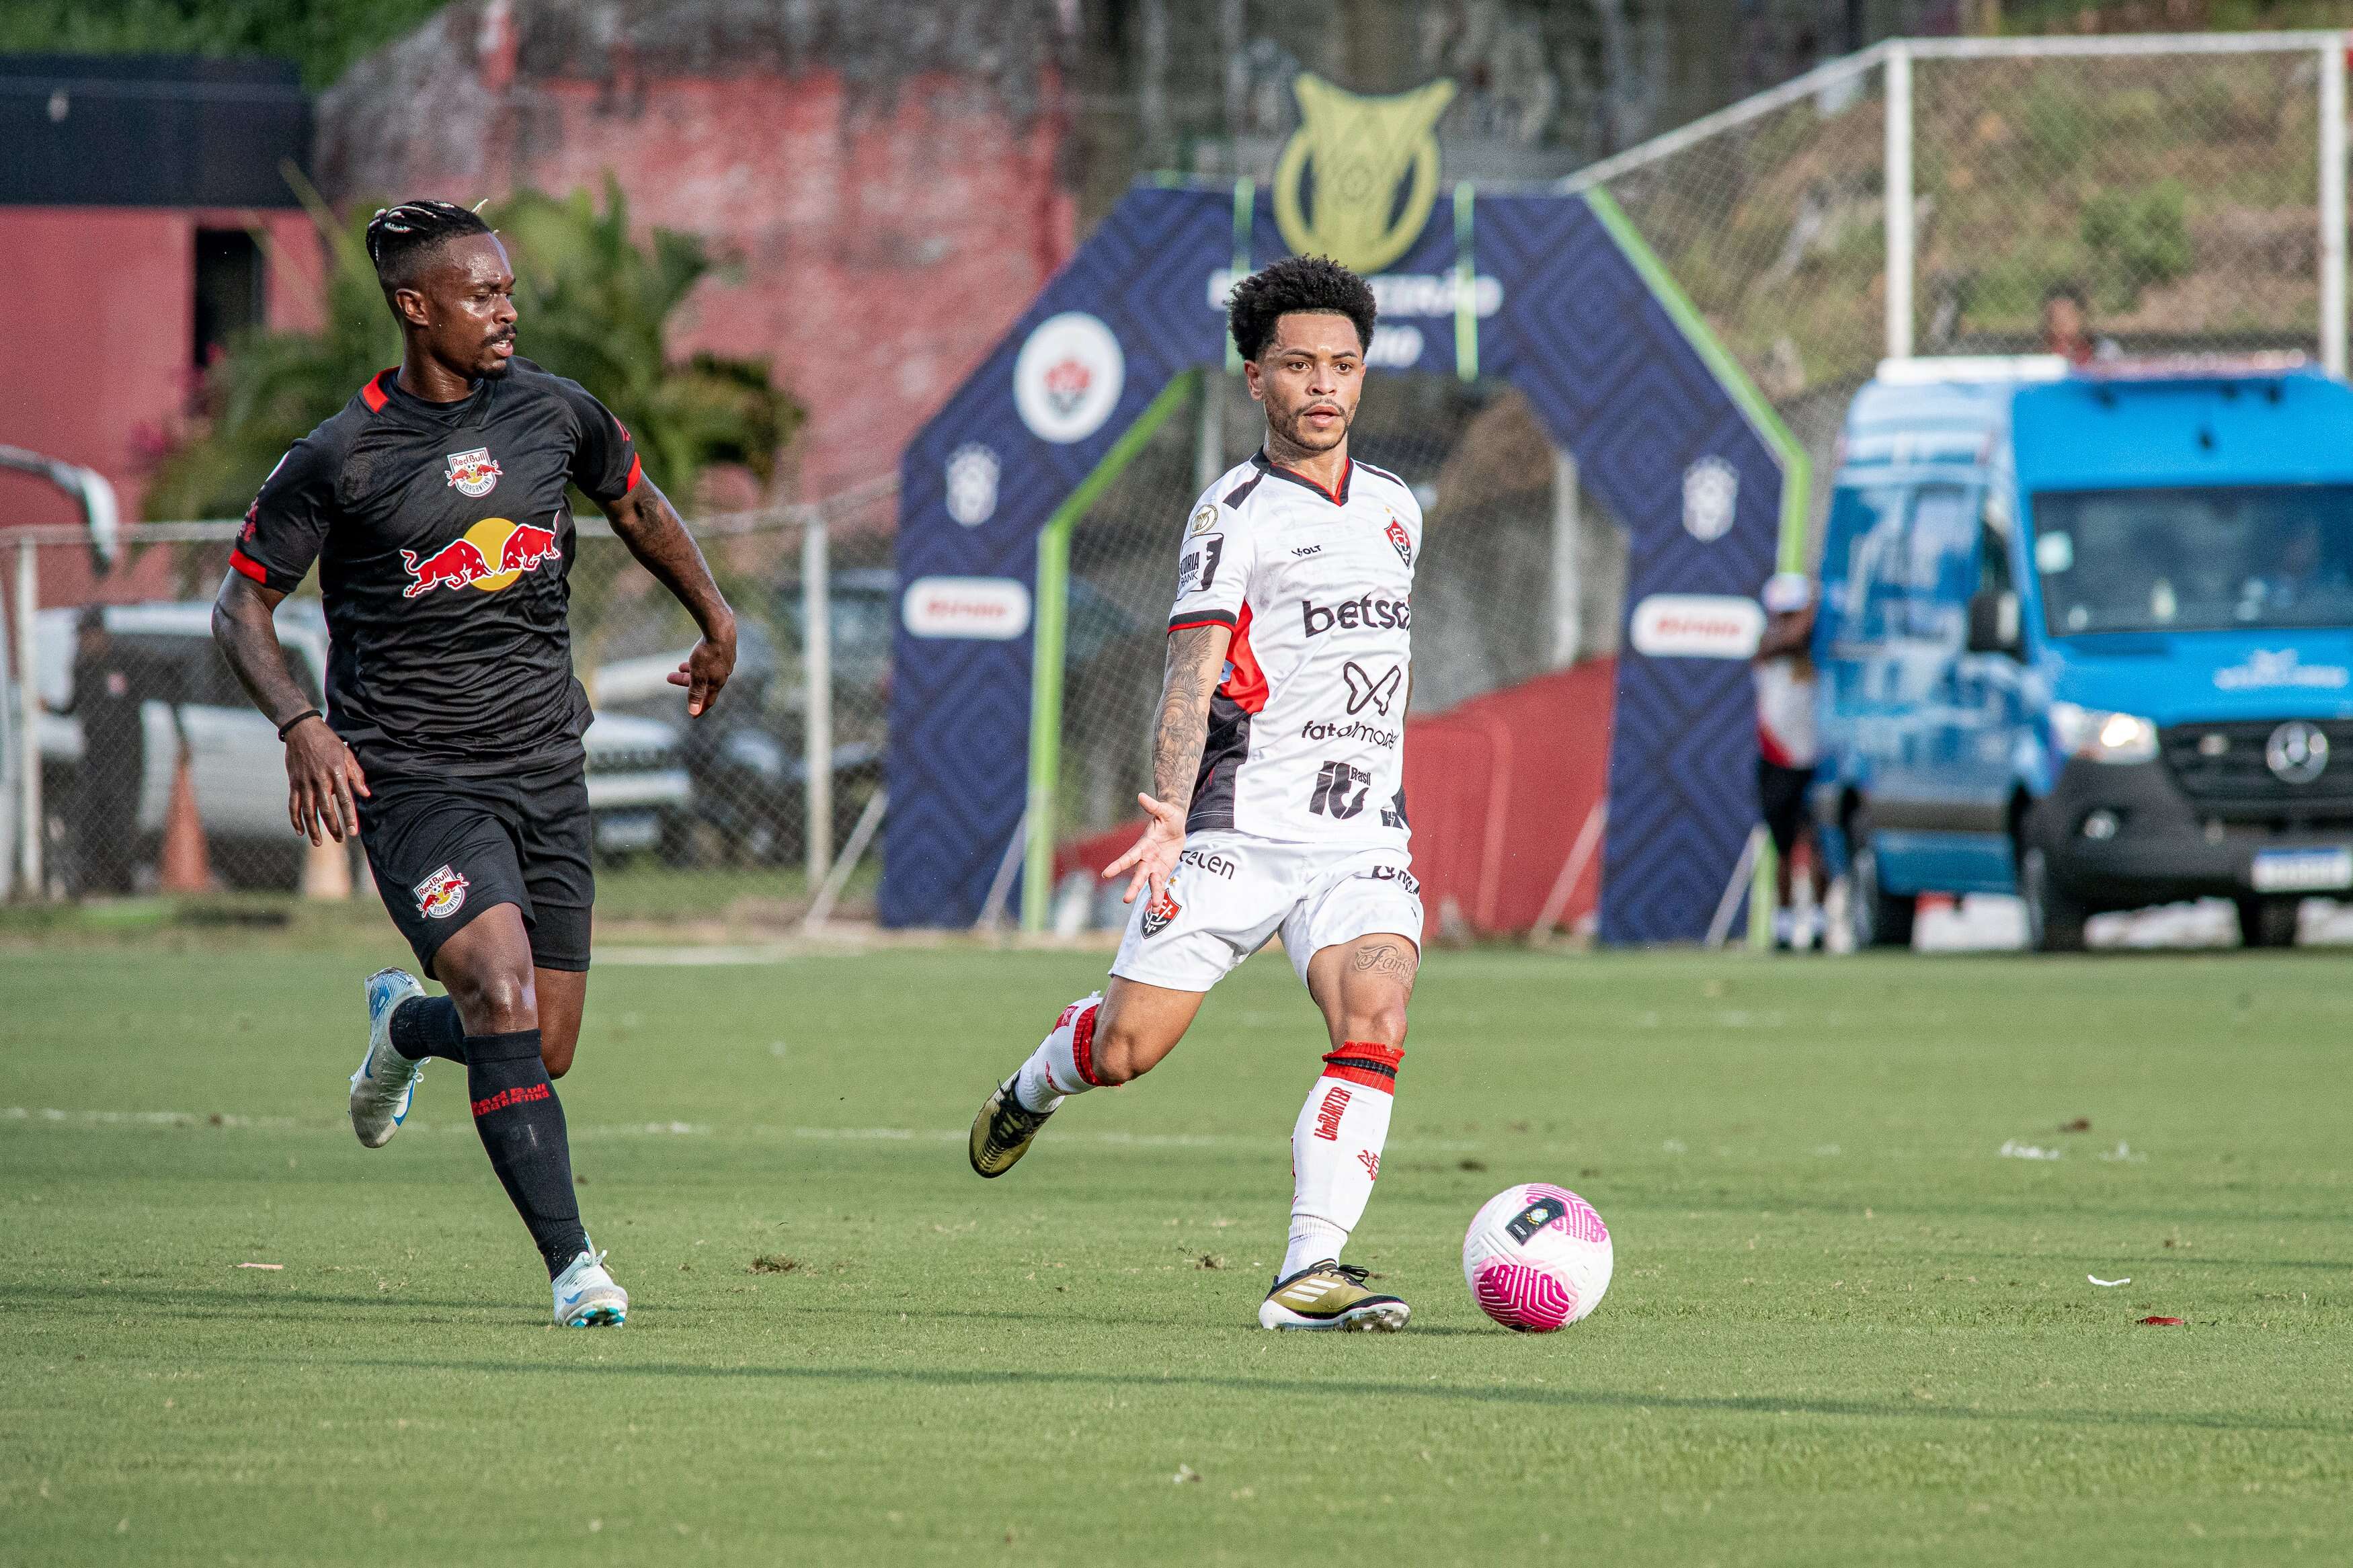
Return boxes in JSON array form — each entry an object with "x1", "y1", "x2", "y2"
[{"x1": 364, "y1": 199, "x2": 493, "y2": 306}]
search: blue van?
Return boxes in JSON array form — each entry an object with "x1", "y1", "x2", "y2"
[{"x1": 1813, "y1": 356, "x2": 2353, "y2": 950}]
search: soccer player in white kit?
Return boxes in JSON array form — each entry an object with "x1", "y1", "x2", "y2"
[{"x1": 968, "y1": 256, "x2": 1425, "y2": 1331}]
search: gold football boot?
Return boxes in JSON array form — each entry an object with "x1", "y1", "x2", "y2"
[
  {"x1": 968, "y1": 1077, "x2": 1057, "y2": 1178},
  {"x1": 1257, "y1": 1261, "x2": 1410, "y2": 1331}
]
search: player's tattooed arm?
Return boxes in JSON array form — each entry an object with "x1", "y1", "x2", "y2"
[
  {"x1": 601, "y1": 477, "x2": 736, "y2": 717},
  {"x1": 212, "y1": 571, "x2": 370, "y2": 845},
  {"x1": 1152, "y1": 625, "x2": 1229, "y2": 813},
  {"x1": 1104, "y1": 623, "x2": 1231, "y2": 906}
]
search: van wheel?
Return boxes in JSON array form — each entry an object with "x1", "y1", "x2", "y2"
[
  {"x1": 2235, "y1": 895, "x2": 2299, "y2": 948},
  {"x1": 2020, "y1": 843, "x2": 2088, "y2": 952},
  {"x1": 1848, "y1": 811, "x2": 1915, "y2": 950}
]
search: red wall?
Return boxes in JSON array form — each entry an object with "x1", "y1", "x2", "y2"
[
  {"x1": 326, "y1": 66, "x2": 1072, "y2": 500},
  {"x1": 0, "y1": 206, "x2": 321, "y2": 589}
]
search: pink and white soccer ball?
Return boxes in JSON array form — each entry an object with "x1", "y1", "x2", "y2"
[{"x1": 1462, "y1": 1184, "x2": 1613, "y2": 1331}]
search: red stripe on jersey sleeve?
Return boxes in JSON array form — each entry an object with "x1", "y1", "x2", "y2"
[
  {"x1": 1167, "y1": 610, "x2": 1236, "y2": 633},
  {"x1": 228, "y1": 548, "x2": 268, "y2": 584},
  {"x1": 1220, "y1": 604, "x2": 1267, "y2": 714},
  {"x1": 621, "y1": 453, "x2": 643, "y2": 495},
  {"x1": 358, "y1": 370, "x2": 391, "y2": 413}
]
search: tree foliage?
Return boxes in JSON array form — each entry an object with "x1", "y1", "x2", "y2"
[
  {"x1": 0, "y1": 0, "x2": 448, "y2": 90},
  {"x1": 144, "y1": 179, "x2": 799, "y2": 522}
]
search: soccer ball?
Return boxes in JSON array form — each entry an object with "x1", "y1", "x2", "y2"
[{"x1": 1462, "y1": 1184, "x2": 1613, "y2": 1331}]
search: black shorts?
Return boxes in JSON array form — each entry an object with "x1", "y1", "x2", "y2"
[
  {"x1": 356, "y1": 758, "x2": 594, "y2": 979},
  {"x1": 1757, "y1": 759, "x2": 1816, "y2": 859}
]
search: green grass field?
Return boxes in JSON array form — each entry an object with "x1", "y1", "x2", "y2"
[{"x1": 4, "y1": 937, "x2": 2350, "y2": 1565}]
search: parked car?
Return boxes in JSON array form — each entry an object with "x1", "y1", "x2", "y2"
[
  {"x1": 28, "y1": 602, "x2": 688, "y2": 889},
  {"x1": 1813, "y1": 355, "x2": 2353, "y2": 952},
  {"x1": 594, "y1": 616, "x2": 879, "y2": 865}
]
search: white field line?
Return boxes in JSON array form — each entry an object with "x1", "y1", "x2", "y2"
[{"x1": 0, "y1": 1106, "x2": 1478, "y2": 1152}]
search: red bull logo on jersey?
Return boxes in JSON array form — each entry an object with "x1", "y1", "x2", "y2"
[
  {"x1": 399, "y1": 518, "x2": 562, "y2": 598},
  {"x1": 444, "y1": 447, "x2": 502, "y2": 498},
  {"x1": 412, "y1": 864, "x2": 469, "y2": 919}
]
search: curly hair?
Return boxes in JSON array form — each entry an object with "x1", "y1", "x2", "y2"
[
  {"x1": 364, "y1": 199, "x2": 494, "y2": 306},
  {"x1": 1226, "y1": 255, "x2": 1378, "y2": 362}
]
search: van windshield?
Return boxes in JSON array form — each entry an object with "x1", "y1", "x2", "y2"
[{"x1": 2032, "y1": 484, "x2": 2353, "y2": 635}]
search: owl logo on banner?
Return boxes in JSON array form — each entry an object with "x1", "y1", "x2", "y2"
[
  {"x1": 944, "y1": 443, "x2": 1000, "y2": 527},
  {"x1": 1682, "y1": 456, "x2": 1739, "y2": 543},
  {"x1": 1273, "y1": 75, "x2": 1458, "y2": 276}
]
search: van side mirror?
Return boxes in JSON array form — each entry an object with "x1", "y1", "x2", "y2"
[{"x1": 1966, "y1": 588, "x2": 2020, "y2": 656}]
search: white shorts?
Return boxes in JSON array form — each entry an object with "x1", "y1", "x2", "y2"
[{"x1": 1110, "y1": 831, "x2": 1425, "y2": 993}]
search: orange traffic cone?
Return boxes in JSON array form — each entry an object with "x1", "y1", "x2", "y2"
[{"x1": 159, "y1": 740, "x2": 210, "y2": 895}]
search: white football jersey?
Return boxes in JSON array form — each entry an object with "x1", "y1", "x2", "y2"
[{"x1": 1167, "y1": 451, "x2": 1420, "y2": 848}]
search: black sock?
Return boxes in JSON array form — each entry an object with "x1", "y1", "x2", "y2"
[
  {"x1": 389, "y1": 995, "x2": 467, "y2": 1063},
  {"x1": 464, "y1": 1030, "x2": 590, "y2": 1278}
]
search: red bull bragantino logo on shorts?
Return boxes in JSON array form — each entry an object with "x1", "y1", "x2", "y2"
[
  {"x1": 412, "y1": 864, "x2": 469, "y2": 919},
  {"x1": 399, "y1": 518, "x2": 562, "y2": 599},
  {"x1": 444, "y1": 447, "x2": 502, "y2": 497}
]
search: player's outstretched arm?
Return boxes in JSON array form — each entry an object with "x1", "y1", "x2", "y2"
[
  {"x1": 1104, "y1": 622, "x2": 1230, "y2": 905},
  {"x1": 212, "y1": 571, "x2": 370, "y2": 845},
  {"x1": 602, "y1": 477, "x2": 737, "y2": 717}
]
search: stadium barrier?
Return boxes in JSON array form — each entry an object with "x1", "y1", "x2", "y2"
[{"x1": 0, "y1": 478, "x2": 896, "y2": 920}]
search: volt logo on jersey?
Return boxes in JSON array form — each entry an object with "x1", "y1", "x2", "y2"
[
  {"x1": 399, "y1": 518, "x2": 562, "y2": 598},
  {"x1": 444, "y1": 447, "x2": 502, "y2": 497}
]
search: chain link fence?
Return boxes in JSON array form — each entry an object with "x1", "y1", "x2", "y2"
[
  {"x1": 1566, "y1": 31, "x2": 2351, "y2": 537},
  {"x1": 0, "y1": 481, "x2": 895, "y2": 921}
]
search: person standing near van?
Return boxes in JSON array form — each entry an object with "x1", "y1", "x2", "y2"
[
  {"x1": 1754, "y1": 572, "x2": 1825, "y2": 949},
  {"x1": 55, "y1": 608, "x2": 170, "y2": 895},
  {"x1": 2040, "y1": 283, "x2": 2119, "y2": 367}
]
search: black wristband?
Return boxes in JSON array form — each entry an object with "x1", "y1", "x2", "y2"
[{"x1": 276, "y1": 708, "x2": 323, "y2": 741}]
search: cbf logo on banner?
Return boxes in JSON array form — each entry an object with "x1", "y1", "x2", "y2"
[{"x1": 882, "y1": 75, "x2": 1802, "y2": 942}]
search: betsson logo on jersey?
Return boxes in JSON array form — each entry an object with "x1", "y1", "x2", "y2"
[{"x1": 1301, "y1": 594, "x2": 1410, "y2": 636}]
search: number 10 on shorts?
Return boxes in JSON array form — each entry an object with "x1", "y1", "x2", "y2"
[{"x1": 1310, "y1": 759, "x2": 1373, "y2": 819}]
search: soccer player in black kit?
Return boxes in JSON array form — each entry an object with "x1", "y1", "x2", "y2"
[{"x1": 212, "y1": 201, "x2": 737, "y2": 1326}]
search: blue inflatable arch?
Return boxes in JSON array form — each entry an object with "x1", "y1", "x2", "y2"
[{"x1": 881, "y1": 181, "x2": 1806, "y2": 942}]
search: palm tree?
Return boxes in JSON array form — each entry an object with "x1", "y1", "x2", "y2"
[{"x1": 145, "y1": 176, "x2": 798, "y2": 520}]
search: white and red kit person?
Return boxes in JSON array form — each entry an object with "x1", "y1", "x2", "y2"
[
  {"x1": 988, "y1": 454, "x2": 1425, "y2": 1319},
  {"x1": 971, "y1": 262, "x2": 1425, "y2": 1329},
  {"x1": 1119, "y1": 449, "x2": 1423, "y2": 989}
]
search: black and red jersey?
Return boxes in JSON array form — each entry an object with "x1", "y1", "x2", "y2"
[{"x1": 234, "y1": 358, "x2": 640, "y2": 778}]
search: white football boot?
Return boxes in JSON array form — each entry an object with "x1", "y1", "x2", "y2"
[
  {"x1": 553, "y1": 1245, "x2": 629, "y2": 1327},
  {"x1": 348, "y1": 968, "x2": 429, "y2": 1149}
]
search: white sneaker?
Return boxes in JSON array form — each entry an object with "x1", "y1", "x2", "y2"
[
  {"x1": 348, "y1": 968, "x2": 429, "y2": 1149},
  {"x1": 553, "y1": 1245, "x2": 629, "y2": 1327}
]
